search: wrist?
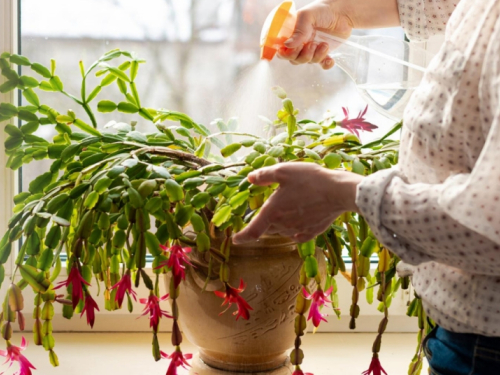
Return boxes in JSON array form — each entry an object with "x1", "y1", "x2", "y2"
[
  {"x1": 325, "y1": 170, "x2": 364, "y2": 213},
  {"x1": 329, "y1": 0, "x2": 400, "y2": 29}
]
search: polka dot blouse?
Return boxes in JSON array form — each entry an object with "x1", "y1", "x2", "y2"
[{"x1": 356, "y1": 0, "x2": 500, "y2": 336}]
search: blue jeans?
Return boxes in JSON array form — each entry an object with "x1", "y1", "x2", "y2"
[{"x1": 424, "y1": 326, "x2": 500, "y2": 375}]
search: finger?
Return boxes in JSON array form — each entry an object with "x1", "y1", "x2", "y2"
[
  {"x1": 266, "y1": 224, "x2": 280, "y2": 235},
  {"x1": 247, "y1": 165, "x2": 287, "y2": 186},
  {"x1": 294, "y1": 42, "x2": 318, "y2": 64},
  {"x1": 284, "y1": 11, "x2": 315, "y2": 48},
  {"x1": 266, "y1": 223, "x2": 298, "y2": 237},
  {"x1": 321, "y1": 56, "x2": 335, "y2": 70},
  {"x1": 293, "y1": 232, "x2": 317, "y2": 243},
  {"x1": 310, "y1": 43, "x2": 329, "y2": 64},
  {"x1": 277, "y1": 228, "x2": 300, "y2": 237},
  {"x1": 314, "y1": 220, "x2": 336, "y2": 237},
  {"x1": 232, "y1": 204, "x2": 274, "y2": 244},
  {"x1": 292, "y1": 218, "x2": 334, "y2": 243},
  {"x1": 277, "y1": 46, "x2": 302, "y2": 61}
]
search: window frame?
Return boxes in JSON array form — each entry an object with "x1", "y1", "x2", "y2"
[{"x1": 0, "y1": 0, "x2": 18, "y2": 277}]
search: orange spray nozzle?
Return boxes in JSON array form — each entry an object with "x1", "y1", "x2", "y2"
[{"x1": 260, "y1": 1, "x2": 297, "y2": 60}]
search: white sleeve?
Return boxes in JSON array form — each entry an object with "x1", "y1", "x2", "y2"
[
  {"x1": 355, "y1": 3, "x2": 500, "y2": 277},
  {"x1": 356, "y1": 169, "x2": 500, "y2": 276},
  {"x1": 356, "y1": 2, "x2": 500, "y2": 276},
  {"x1": 397, "y1": 0, "x2": 460, "y2": 41}
]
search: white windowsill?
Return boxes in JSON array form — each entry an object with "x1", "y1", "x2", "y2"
[{"x1": 22, "y1": 332, "x2": 429, "y2": 375}]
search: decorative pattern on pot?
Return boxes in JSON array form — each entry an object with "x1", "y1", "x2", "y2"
[{"x1": 166, "y1": 235, "x2": 324, "y2": 373}]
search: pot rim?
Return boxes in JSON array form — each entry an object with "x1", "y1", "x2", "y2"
[{"x1": 185, "y1": 230, "x2": 298, "y2": 257}]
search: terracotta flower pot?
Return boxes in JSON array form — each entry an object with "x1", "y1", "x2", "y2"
[{"x1": 165, "y1": 235, "x2": 324, "y2": 373}]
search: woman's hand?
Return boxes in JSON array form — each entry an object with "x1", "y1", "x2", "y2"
[
  {"x1": 232, "y1": 163, "x2": 363, "y2": 244},
  {"x1": 278, "y1": 0, "x2": 401, "y2": 69},
  {"x1": 278, "y1": 0, "x2": 354, "y2": 69}
]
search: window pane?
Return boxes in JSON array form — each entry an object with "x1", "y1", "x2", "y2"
[{"x1": 20, "y1": 0, "x2": 401, "y2": 191}]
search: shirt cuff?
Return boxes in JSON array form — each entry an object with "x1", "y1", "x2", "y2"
[
  {"x1": 397, "y1": 0, "x2": 455, "y2": 41},
  {"x1": 397, "y1": 0, "x2": 429, "y2": 41},
  {"x1": 355, "y1": 168, "x2": 435, "y2": 265}
]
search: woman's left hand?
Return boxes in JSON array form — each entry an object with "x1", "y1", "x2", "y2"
[{"x1": 232, "y1": 163, "x2": 363, "y2": 244}]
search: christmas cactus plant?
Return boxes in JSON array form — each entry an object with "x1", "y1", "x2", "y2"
[{"x1": 0, "y1": 49, "x2": 430, "y2": 375}]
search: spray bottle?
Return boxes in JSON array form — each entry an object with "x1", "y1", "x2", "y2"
[{"x1": 260, "y1": 1, "x2": 435, "y2": 120}]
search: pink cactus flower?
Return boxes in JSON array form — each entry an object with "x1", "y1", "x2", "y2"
[
  {"x1": 110, "y1": 272, "x2": 137, "y2": 308},
  {"x1": 0, "y1": 337, "x2": 36, "y2": 375},
  {"x1": 157, "y1": 244, "x2": 193, "y2": 288},
  {"x1": 214, "y1": 279, "x2": 253, "y2": 320},
  {"x1": 339, "y1": 106, "x2": 378, "y2": 137},
  {"x1": 81, "y1": 293, "x2": 100, "y2": 328},
  {"x1": 161, "y1": 349, "x2": 193, "y2": 375},
  {"x1": 139, "y1": 292, "x2": 172, "y2": 332},
  {"x1": 302, "y1": 287, "x2": 333, "y2": 328},
  {"x1": 292, "y1": 367, "x2": 313, "y2": 375},
  {"x1": 54, "y1": 264, "x2": 90, "y2": 309},
  {"x1": 362, "y1": 355, "x2": 388, "y2": 375}
]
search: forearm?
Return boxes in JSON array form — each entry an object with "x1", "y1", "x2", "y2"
[{"x1": 333, "y1": 0, "x2": 401, "y2": 29}]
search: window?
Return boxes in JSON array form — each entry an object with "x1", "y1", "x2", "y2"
[
  {"x1": 1, "y1": 0, "x2": 414, "y2": 331},
  {"x1": 19, "y1": 0, "x2": 401, "y2": 191}
]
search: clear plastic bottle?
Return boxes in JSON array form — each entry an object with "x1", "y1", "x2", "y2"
[{"x1": 260, "y1": 1, "x2": 435, "y2": 121}]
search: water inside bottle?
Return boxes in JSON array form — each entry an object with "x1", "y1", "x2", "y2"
[{"x1": 355, "y1": 81, "x2": 420, "y2": 120}]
